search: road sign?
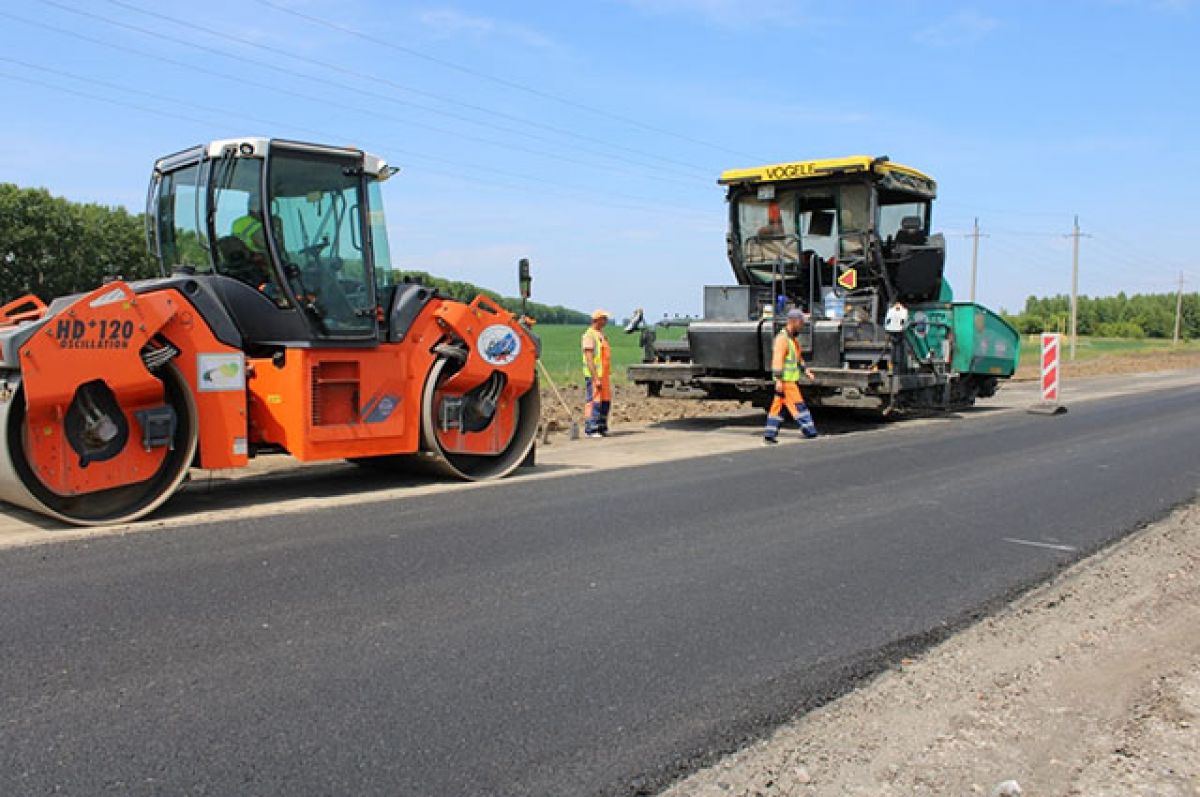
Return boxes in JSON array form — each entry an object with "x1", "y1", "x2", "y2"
[
  {"x1": 1028, "y1": 332, "x2": 1068, "y2": 415},
  {"x1": 1041, "y1": 332, "x2": 1059, "y2": 401}
]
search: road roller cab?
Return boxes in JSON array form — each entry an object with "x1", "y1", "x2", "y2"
[
  {"x1": 150, "y1": 137, "x2": 394, "y2": 347},
  {"x1": 0, "y1": 137, "x2": 541, "y2": 526}
]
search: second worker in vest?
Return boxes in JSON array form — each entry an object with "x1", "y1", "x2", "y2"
[
  {"x1": 581, "y1": 309, "x2": 613, "y2": 438},
  {"x1": 765, "y1": 308, "x2": 819, "y2": 443}
]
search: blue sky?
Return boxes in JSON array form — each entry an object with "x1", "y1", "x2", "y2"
[{"x1": 1, "y1": 0, "x2": 1197, "y2": 317}]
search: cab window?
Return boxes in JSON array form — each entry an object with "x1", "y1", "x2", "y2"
[
  {"x1": 268, "y1": 152, "x2": 375, "y2": 336},
  {"x1": 737, "y1": 193, "x2": 800, "y2": 279},
  {"x1": 211, "y1": 156, "x2": 287, "y2": 304},
  {"x1": 367, "y1": 179, "x2": 396, "y2": 296},
  {"x1": 156, "y1": 165, "x2": 209, "y2": 272},
  {"x1": 878, "y1": 197, "x2": 928, "y2": 244},
  {"x1": 837, "y1": 183, "x2": 871, "y2": 259}
]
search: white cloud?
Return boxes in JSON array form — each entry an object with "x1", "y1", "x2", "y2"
[
  {"x1": 913, "y1": 10, "x2": 1000, "y2": 47},
  {"x1": 1104, "y1": 0, "x2": 1195, "y2": 11},
  {"x1": 619, "y1": 0, "x2": 809, "y2": 29},
  {"x1": 417, "y1": 8, "x2": 562, "y2": 52}
]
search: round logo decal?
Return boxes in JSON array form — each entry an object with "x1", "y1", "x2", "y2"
[
  {"x1": 478, "y1": 324, "x2": 521, "y2": 366},
  {"x1": 910, "y1": 310, "x2": 929, "y2": 339}
]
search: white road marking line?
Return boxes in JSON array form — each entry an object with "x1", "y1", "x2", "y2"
[{"x1": 1003, "y1": 537, "x2": 1078, "y2": 553}]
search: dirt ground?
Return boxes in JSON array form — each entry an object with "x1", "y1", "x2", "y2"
[
  {"x1": 661, "y1": 500, "x2": 1200, "y2": 797},
  {"x1": 541, "y1": 351, "x2": 1200, "y2": 430},
  {"x1": 539, "y1": 382, "x2": 745, "y2": 430},
  {"x1": 1014, "y1": 348, "x2": 1200, "y2": 381}
]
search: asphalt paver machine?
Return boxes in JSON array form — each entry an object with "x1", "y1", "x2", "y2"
[{"x1": 629, "y1": 156, "x2": 1020, "y2": 412}]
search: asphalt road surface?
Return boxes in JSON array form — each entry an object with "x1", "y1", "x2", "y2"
[{"x1": 1, "y1": 383, "x2": 1197, "y2": 796}]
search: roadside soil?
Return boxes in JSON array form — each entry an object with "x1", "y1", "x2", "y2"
[
  {"x1": 660, "y1": 500, "x2": 1200, "y2": 797},
  {"x1": 1014, "y1": 348, "x2": 1200, "y2": 381},
  {"x1": 542, "y1": 352, "x2": 1200, "y2": 429},
  {"x1": 539, "y1": 383, "x2": 746, "y2": 430}
]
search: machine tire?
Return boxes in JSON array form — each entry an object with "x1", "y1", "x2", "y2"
[
  {"x1": 420, "y1": 356, "x2": 540, "y2": 481},
  {"x1": 346, "y1": 357, "x2": 541, "y2": 481},
  {"x1": 2, "y1": 363, "x2": 198, "y2": 526}
]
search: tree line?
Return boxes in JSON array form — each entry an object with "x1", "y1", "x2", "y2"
[
  {"x1": 392, "y1": 271, "x2": 591, "y2": 324},
  {"x1": 0, "y1": 184, "x2": 590, "y2": 324},
  {"x1": 0, "y1": 184, "x2": 157, "y2": 304},
  {"x1": 18, "y1": 182, "x2": 1188, "y2": 337},
  {"x1": 1004, "y1": 292, "x2": 1198, "y2": 339}
]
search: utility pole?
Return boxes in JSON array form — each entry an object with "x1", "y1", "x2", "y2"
[
  {"x1": 1065, "y1": 215, "x2": 1089, "y2": 361},
  {"x1": 1174, "y1": 271, "x2": 1185, "y2": 345},
  {"x1": 966, "y1": 217, "x2": 988, "y2": 304}
]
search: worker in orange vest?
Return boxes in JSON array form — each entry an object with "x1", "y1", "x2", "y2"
[
  {"x1": 765, "y1": 308, "x2": 819, "y2": 443},
  {"x1": 582, "y1": 309, "x2": 613, "y2": 438}
]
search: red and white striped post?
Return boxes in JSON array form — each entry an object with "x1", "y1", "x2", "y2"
[
  {"x1": 1029, "y1": 332, "x2": 1068, "y2": 415},
  {"x1": 1041, "y1": 332, "x2": 1060, "y2": 402}
]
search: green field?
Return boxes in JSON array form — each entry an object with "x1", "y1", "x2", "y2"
[
  {"x1": 1018, "y1": 335, "x2": 1200, "y2": 362},
  {"x1": 534, "y1": 326, "x2": 1198, "y2": 386},
  {"x1": 534, "y1": 324, "x2": 685, "y2": 386}
]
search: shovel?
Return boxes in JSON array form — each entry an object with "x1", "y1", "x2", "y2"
[{"x1": 537, "y1": 360, "x2": 581, "y2": 440}]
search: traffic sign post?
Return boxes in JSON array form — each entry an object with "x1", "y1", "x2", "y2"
[{"x1": 1028, "y1": 332, "x2": 1068, "y2": 415}]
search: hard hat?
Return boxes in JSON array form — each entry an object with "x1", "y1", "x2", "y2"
[
  {"x1": 786, "y1": 308, "x2": 806, "y2": 321},
  {"x1": 591, "y1": 308, "x2": 611, "y2": 320}
]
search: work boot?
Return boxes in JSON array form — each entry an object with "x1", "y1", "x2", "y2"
[{"x1": 763, "y1": 435, "x2": 778, "y2": 445}]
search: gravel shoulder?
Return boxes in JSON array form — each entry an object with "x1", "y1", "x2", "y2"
[
  {"x1": 1013, "y1": 348, "x2": 1200, "y2": 381},
  {"x1": 539, "y1": 382, "x2": 743, "y2": 430},
  {"x1": 539, "y1": 351, "x2": 1200, "y2": 429},
  {"x1": 661, "y1": 499, "x2": 1200, "y2": 797}
]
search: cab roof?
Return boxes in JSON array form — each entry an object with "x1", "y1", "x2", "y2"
[
  {"x1": 718, "y1": 156, "x2": 936, "y2": 196},
  {"x1": 153, "y1": 137, "x2": 394, "y2": 180}
]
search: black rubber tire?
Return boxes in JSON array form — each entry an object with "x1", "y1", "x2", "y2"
[
  {"x1": 420, "y1": 357, "x2": 541, "y2": 481},
  {"x1": 6, "y1": 363, "x2": 198, "y2": 525}
]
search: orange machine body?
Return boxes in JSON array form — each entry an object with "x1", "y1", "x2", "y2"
[
  {"x1": 247, "y1": 293, "x2": 537, "y2": 461},
  {"x1": 8, "y1": 282, "x2": 537, "y2": 502},
  {"x1": 14, "y1": 282, "x2": 248, "y2": 496}
]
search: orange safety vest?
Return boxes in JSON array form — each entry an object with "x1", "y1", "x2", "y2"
[{"x1": 582, "y1": 327, "x2": 611, "y2": 381}]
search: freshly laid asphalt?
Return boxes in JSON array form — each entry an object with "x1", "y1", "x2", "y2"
[{"x1": 0, "y1": 383, "x2": 1197, "y2": 796}]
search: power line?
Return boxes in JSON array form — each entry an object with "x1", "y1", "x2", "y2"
[
  {"x1": 0, "y1": 52, "x2": 703, "y2": 209},
  {"x1": 938, "y1": 218, "x2": 1061, "y2": 237},
  {"x1": 1088, "y1": 230, "x2": 1195, "y2": 274},
  {"x1": 940, "y1": 217, "x2": 1195, "y2": 279},
  {"x1": 253, "y1": 0, "x2": 765, "y2": 163},
  {"x1": 28, "y1": 2, "x2": 710, "y2": 187},
  {"x1": 936, "y1": 200, "x2": 1067, "y2": 219},
  {"x1": 0, "y1": 67, "x2": 716, "y2": 222},
  {"x1": 975, "y1": 234, "x2": 1067, "y2": 272},
  {"x1": 942, "y1": 216, "x2": 1174, "y2": 291},
  {"x1": 91, "y1": 0, "x2": 717, "y2": 178}
]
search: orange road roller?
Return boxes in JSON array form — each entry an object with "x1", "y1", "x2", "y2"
[{"x1": 0, "y1": 137, "x2": 540, "y2": 525}]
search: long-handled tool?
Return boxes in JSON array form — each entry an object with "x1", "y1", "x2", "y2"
[
  {"x1": 536, "y1": 359, "x2": 580, "y2": 440},
  {"x1": 516, "y1": 257, "x2": 577, "y2": 441}
]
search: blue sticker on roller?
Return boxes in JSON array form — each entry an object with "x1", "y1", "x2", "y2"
[
  {"x1": 362, "y1": 394, "x2": 400, "y2": 424},
  {"x1": 478, "y1": 324, "x2": 521, "y2": 366}
]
